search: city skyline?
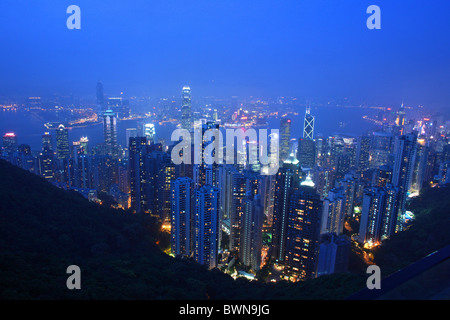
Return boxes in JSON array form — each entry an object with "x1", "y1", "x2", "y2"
[{"x1": 0, "y1": 1, "x2": 449, "y2": 303}]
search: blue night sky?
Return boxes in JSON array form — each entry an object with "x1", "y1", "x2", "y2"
[{"x1": 1, "y1": 0, "x2": 450, "y2": 110}]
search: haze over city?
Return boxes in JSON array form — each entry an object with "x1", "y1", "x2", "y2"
[{"x1": 0, "y1": 0, "x2": 450, "y2": 114}]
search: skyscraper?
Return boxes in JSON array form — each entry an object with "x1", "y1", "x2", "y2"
[
  {"x1": 129, "y1": 136, "x2": 148, "y2": 213},
  {"x1": 194, "y1": 185, "x2": 219, "y2": 270},
  {"x1": 271, "y1": 158, "x2": 302, "y2": 262},
  {"x1": 55, "y1": 125, "x2": 69, "y2": 160},
  {"x1": 240, "y1": 192, "x2": 264, "y2": 271},
  {"x1": 280, "y1": 117, "x2": 292, "y2": 164},
  {"x1": 181, "y1": 86, "x2": 192, "y2": 131},
  {"x1": 297, "y1": 138, "x2": 316, "y2": 170},
  {"x1": 392, "y1": 133, "x2": 417, "y2": 221},
  {"x1": 171, "y1": 177, "x2": 195, "y2": 257},
  {"x1": 41, "y1": 132, "x2": 52, "y2": 151},
  {"x1": 2, "y1": 133, "x2": 18, "y2": 154},
  {"x1": 103, "y1": 109, "x2": 119, "y2": 158},
  {"x1": 356, "y1": 135, "x2": 372, "y2": 172},
  {"x1": 144, "y1": 123, "x2": 156, "y2": 145},
  {"x1": 320, "y1": 187, "x2": 345, "y2": 235},
  {"x1": 284, "y1": 180, "x2": 322, "y2": 281},
  {"x1": 358, "y1": 185, "x2": 399, "y2": 247},
  {"x1": 303, "y1": 106, "x2": 315, "y2": 140},
  {"x1": 40, "y1": 147, "x2": 54, "y2": 181},
  {"x1": 96, "y1": 81, "x2": 104, "y2": 111}
]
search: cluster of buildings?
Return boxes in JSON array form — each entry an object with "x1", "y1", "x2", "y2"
[{"x1": 2, "y1": 86, "x2": 450, "y2": 282}]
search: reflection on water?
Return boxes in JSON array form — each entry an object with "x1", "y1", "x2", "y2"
[{"x1": 0, "y1": 106, "x2": 380, "y2": 151}]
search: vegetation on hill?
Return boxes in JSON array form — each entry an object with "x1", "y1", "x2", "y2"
[{"x1": 0, "y1": 159, "x2": 365, "y2": 299}]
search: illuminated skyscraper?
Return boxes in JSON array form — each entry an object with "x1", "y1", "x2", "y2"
[
  {"x1": 240, "y1": 192, "x2": 264, "y2": 271},
  {"x1": 271, "y1": 158, "x2": 302, "y2": 262},
  {"x1": 194, "y1": 185, "x2": 219, "y2": 270},
  {"x1": 96, "y1": 81, "x2": 104, "y2": 111},
  {"x1": 356, "y1": 135, "x2": 372, "y2": 172},
  {"x1": 280, "y1": 117, "x2": 292, "y2": 163},
  {"x1": 129, "y1": 136, "x2": 148, "y2": 213},
  {"x1": 284, "y1": 180, "x2": 322, "y2": 281},
  {"x1": 42, "y1": 132, "x2": 52, "y2": 151},
  {"x1": 55, "y1": 125, "x2": 69, "y2": 160},
  {"x1": 392, "y1": 133, "x2": 417, "y2": 220},
  {"x1": 358, "y1": 185, "x2": 399, "y2": 247},
  {"x1": 144, "y1": 123, "x2": 156, "y2": 145},
  {"x1": 297, "y1": 138, "x2": 316, "y2": 170},
  {"x1": 2, "y1": 133, "x2": 18, "y2": 154},
  {"x1": 103, "y1": 109, "x2": 119, "y2": 158},
  {"x1": 171, "y1": 177, "x2": 195, "y2": 257},
  {"x1": 303, "y1": 106, "x2": 315, "y2": 140},
  {"x1": 79, "y1": 137, "x2": 89, "y2": 155},
  {"x1": 181, "y1": 86, "x2": 192, "y2": 131},
  {"x1": 320, "y1": 187, "x2": 345, "y2": 235},
  {"x1": 40, "y1": 147, "x2": 54, "y2": 181}
]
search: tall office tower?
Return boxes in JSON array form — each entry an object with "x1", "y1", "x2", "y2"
[
  {"x1": 313, "y1": 167, "x2": 335, "y2": 200},
  {"x1": 240, "y1": 193, "x2": 264, "y2": 271},
  {"x1": 297, "y1": 138, "x2": 316, "y2": 170},
  {"x1": 193, "y1": 120, "x2": 220, "y2": 188},
  {"x1": 75, "y1": 153, "x2": 91, "y2": 189},
  {"x1": 380, "y1": 185, "x2": 399, "y2": 241},
  {"x1": 228, "y1": 170, "x2": 255, "y2": 252},
  {"x1": 358, "y1": 185, "x2": 399, "y2": 246},
  {"x1": 42, "y1": 132, "x2": 52, "y2": 151},
  {"x1": 96, "y1": 81, "x2": 104, "y2": 111},
  {"x1": 370, "y1": 132, "x2": 394, "y2": 168},
  {"x1": 125, "y1": 128, "x2": 137, "y2": 149},
  {"x1": 271, "y1": 158, "x2": 302, "y2": 262},
  {"x1": 320, "y1": 187, "x2": 345, "y2": 235},
  {"x1": 394, "y1": 103, "x2": 406, "y2": 136},
  {"x1": 392, "y1": 133, "x2": 417, "y2": 221},
  {"x1": 375, "y1": 165, "x2": 393, "y2": 188},
  {"x1": 158, "y1": 153, "x2": 176, "y2": 221},
  {"x1": 315, "y1": 135, "x2": 326, "y2": 166},
  {"x1": 356, "y1": 135, "x2": 372, "y2": 172},
  {"x1": 55, "y1": 125, "x2": 70, "y2": 160},
  {"x1": 171, "y1": 177, "x2": 195, "y2": 257},
  {"x1": 317, "y1": 233, "x2": 351, "y2": 277},
  {"x1": 39, "y1": 147, "x2": 54, "y2": 181},
  {"x1": 181, "y1": 86, "x2": 192, "y2": 131},
  {"x1": 284, "y1": 180, "x2": 322, "y2": 282},
  {"x1": 129, "y1": 137, "x2": 148, "y2": 213},
  {"x1": 410, "y1": 140, "x2": 428, "y2": 195},
  {"x1": 2, "y1": 133, "x2": 18, "y2": 154},
  {"x1": 103, "y1": 109, "x2": 119, "y2": 159},
  {"x1": 303, "y1": 106, "x2": 315, "y2": 140},
  {"x1": 144, "y1": 123, "x2": 156, "y2": 145},
  {"x1": 194, "y1": 185, "x2": 219, "y2": 270},
  {"x1": 279, "y1": 117, "x2": 292, "y2": 164}
]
